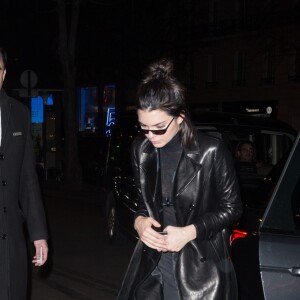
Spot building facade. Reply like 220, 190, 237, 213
171, 0, 300, 130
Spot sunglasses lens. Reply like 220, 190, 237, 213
150, 129, 166, 135
140, 129, 149, 134
153, 130, 165, 135
140, 129, 166, 135
139, 117, 174, 135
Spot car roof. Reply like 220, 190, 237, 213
115, 108, 296, 135
190, 110, 296, 134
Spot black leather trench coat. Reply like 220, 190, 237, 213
0, 90, 48, 300
117, 132, 242, 300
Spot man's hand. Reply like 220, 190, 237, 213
32, 239, 48, 266
134, 216, 168, 251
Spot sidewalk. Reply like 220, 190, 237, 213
31, 276, 76, 300
41, 180, 105, 205
28, 180, 134, 300
41, 180, 104, 195
31, 266, 118, 300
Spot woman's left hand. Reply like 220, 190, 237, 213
163, 225, 197, 252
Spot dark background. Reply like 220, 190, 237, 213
2, 0, 300, 124
1, 0, 182, 91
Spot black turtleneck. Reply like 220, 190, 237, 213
157, 133, 182, 299
159, 133, 182, 226
160, 132, 182, 200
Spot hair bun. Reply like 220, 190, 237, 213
148, 59, 174, 80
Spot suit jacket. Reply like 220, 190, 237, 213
118, 131, 242, 300
0, 89, 48, 300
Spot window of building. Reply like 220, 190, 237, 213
208, 0, 218, 36
261, 47, 276, 85
209, 0, 216, 23
233, 51, 246, 87
185, 56, 194, 87
78, 87, 100, 132
206, 54, 218, 88
235, 0, 247, 21
31, 96, 44, 123
288, 48, 300, 83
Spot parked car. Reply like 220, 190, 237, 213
231, 132, 300, 299
259, 132, 300, 300
231, 149, 292, 299
103, 109, 296, 241
102, 108, 296, 297
103, 110, 140, 243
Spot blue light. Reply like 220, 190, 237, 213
106, 107, 116, 127
105, 107, 116, 136
31, 96, 44, 123
46, 94, 54, 105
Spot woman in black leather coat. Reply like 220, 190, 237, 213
117, 59, 242, 300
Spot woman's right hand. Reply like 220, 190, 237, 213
134, 216, 168, 251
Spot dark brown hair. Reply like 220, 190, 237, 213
137, 59, 195, 146
0, 46, 7, 69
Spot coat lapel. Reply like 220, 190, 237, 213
140, 142, 162, 219
139, 138, 204, 221
173, 148, 202, 198
0, 91, 12, 150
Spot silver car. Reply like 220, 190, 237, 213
259, 132, 300, 299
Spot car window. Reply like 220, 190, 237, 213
196, 127, 295, 208
107, 113, 295, 195
260, 134, 300, 235
198, 128, 294, 167
257, 131, 294, 166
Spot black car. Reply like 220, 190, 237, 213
103, 110, 140, 243
103, 108, 295, 235
104, 109, 296, 300
102, 109, 296, 297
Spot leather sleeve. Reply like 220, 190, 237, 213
131, 137, 149, 220
193, 140, 242, 241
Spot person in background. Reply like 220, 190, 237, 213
0, 46, 48, 300
235, 141, 271, 176
236, 141, 256, 163
117, 59, 242, 300
235, 141, 258, 175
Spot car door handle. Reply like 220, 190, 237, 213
289, 267, 300, 276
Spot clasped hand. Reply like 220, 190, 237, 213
134, 216, 196, 252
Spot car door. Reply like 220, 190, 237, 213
259, 133, 300, 300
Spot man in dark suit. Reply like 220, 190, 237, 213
0, 46, 48, 299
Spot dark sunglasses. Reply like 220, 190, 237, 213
139, 117, 175, 135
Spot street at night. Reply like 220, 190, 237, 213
2, 1, 300, 299
29, 182, 135, 300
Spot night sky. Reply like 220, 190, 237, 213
1, 0, 181, 91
